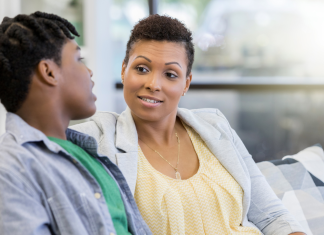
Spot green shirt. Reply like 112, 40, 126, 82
48, 137, 131, 235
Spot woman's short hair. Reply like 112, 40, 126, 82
124, 14, 194, 77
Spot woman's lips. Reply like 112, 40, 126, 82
138, 96, 162, 108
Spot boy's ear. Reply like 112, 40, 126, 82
36, 60, 59, 86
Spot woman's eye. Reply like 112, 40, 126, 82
166, 72, 177, 78
136, 66, 148, 73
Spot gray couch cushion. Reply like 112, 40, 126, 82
257, 145, 324, 235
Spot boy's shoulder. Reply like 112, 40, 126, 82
0, 130, 56, 172
0, 131, 20, 152
0, 132, 34, 174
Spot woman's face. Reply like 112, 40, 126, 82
122, 40, 192, 122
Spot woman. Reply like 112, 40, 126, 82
72, 15, 305, 235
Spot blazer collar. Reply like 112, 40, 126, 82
115, 107, 138, 152
177, 108, 248, 185
115, 107, 249, 202
178, 108, 250, 216
115, 107, 222, 152
177, 108, 221, 142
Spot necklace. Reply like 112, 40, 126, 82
139, 132, 181, 180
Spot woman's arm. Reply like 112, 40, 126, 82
215, 109, 307, 235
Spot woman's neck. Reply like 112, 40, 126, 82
132, 111, 180, 146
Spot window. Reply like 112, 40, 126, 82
21, 0, 84, 46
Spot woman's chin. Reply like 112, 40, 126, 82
131, 109, 164, 122
130, 106, 178, 123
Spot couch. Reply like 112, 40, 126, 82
257, 145, 324, 235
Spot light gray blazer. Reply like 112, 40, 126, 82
71, 107, 305, 235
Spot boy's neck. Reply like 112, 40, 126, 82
16, 104, 70, 140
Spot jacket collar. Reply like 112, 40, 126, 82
115, 107, 222, 153
115, 106, 139, 152
5, 112, 62, 153
178, 108, 250, 203
177, 108, 222, 142
5, 112, 99, 156
115, 107, 249, 200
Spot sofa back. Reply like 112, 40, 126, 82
257, 145, 324, 235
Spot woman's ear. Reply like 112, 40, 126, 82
184, 72, 192, 93
36, 60, 59, 86
121, 61, 127, 84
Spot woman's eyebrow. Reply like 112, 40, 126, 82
135, 55, 151, 62
165, 62, 182, 68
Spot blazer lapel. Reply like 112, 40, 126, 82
177, 108, 250, 199
115, 107, 139, 195
115, 152, 138, 195
114, 107, 250, 199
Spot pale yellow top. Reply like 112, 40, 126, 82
134, 123, 262, 235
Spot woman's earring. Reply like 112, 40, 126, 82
121, 79, 124, 84
182, 92, 186, 96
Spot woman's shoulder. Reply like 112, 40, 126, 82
178, 108, 234, 140
70, 111, 119, 139
179, 108, 230, 126
91, 111, 120, 126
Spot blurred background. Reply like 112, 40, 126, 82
1, 0, 324, 162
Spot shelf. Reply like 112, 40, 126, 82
115, 82, 324, 91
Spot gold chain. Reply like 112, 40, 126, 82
139, 133, 180, 173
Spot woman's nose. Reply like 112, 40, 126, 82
145, 73, 161, 92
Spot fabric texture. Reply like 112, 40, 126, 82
135, 123, 261, 235
48, 137, 131, 235
71, 107, 305, 235
257, 145, 324, 235
0, 112, 152, 235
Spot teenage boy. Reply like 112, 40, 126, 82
0, 12, 151, 235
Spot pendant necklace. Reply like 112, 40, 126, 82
139, 132, 181, 180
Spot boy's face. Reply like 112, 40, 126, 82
58, 39, 97, 120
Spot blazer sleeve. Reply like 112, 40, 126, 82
215, 109, 306, 235
69, 121, 101, 143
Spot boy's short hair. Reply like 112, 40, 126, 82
0, 11, 79, 113
124, 14, 195, 77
